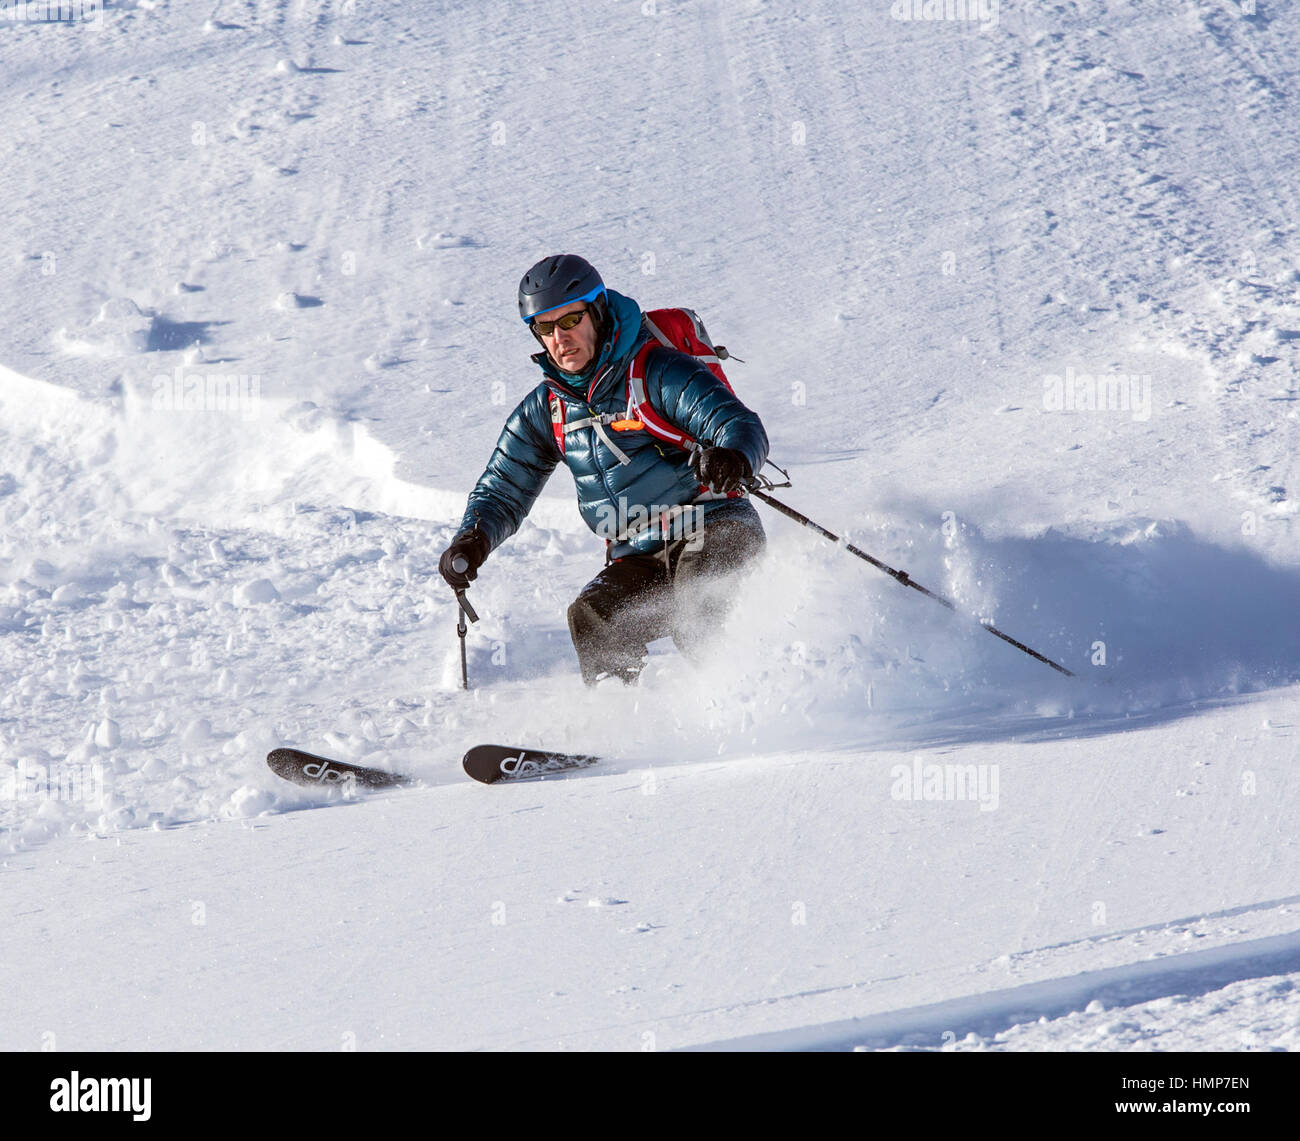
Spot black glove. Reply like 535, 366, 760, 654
693, 447, 752, 494
438, 529, 490, 591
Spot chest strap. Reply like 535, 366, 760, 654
549, 394, 637, 466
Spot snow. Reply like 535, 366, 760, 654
2, 0, 1298, 1054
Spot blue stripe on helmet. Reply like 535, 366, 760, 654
522, 284, 607, 323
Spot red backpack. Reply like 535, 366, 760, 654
546, 307, 738, 478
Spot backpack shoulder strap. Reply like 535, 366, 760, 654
546, 388, 566, 455
625, 311, 746, 500
627, 335, 695, 450
548, 386, 634, 465
626, 308, 737, 449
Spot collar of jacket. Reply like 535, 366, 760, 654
531, 289, 648, 403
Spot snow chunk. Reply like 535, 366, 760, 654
226, 786, 275, 818
160, 563, 191, 589
416, 231, 479, 250
281, 401, 326, 432
140, 757, 169, 780
234, 578, 280, 606
56, 298, 154, 356
181, 719, 213, 749
273, 291, 323, 311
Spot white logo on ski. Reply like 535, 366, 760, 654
494, 751, 595, 780
499, 754, 541, 778
303, 761, 350, 784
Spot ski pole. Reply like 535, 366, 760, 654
450, 556, 480, 690
748, 487, 1075, 678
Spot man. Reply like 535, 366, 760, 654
438, 254, 769, 685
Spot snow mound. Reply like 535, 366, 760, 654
55, 298, 154, 356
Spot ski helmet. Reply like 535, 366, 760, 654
517, 254, 606, 324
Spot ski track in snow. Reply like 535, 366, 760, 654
699, 897, 1300, 1051
2, 0, 1299, 1052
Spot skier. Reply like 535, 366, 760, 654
438, 254, 769, 685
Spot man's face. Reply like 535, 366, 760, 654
533, 300, 599, 374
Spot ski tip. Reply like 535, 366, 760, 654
461, 744, 509, 784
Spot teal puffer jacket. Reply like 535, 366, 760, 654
457, 289, 769, 560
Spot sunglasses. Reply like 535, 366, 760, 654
532, 307, 590, 337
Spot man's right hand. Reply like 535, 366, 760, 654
438, 529, 490, 591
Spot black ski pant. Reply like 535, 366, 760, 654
566, 500, 766, 686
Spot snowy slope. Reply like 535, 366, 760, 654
2, 0, 1299, 1052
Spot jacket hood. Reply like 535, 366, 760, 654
531, 288, 644, 400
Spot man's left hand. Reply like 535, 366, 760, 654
693, 447, 752, 494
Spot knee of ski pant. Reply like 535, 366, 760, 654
681, 513, 766, 577
569, 558, 668, 623
568, 585, 626, 633
568, 588, 668, 649
567, 594, 601, 639
567, 602, 648, 687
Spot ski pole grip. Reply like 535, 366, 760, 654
451, 555, 469, 574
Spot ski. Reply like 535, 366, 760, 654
462, 744, 601, 784
266, 748, 414, 792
